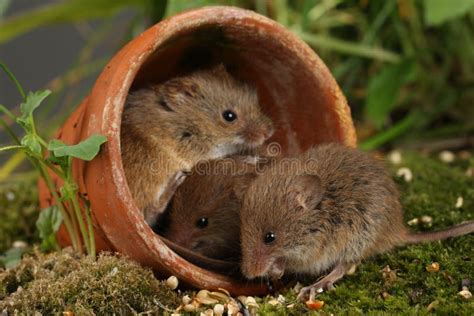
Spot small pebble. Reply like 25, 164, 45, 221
165, 276, 179, 290
455, 196, 463, 209
387, 150, 402, 164
213, 303, 225, 316
439, 151, 455, 163
426, 262, 440, 273
396, 167, 413, 182
407, 218, 419, 226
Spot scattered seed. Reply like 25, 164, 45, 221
237, 296, 247, 303
171, 313, 182, 316
227, 300, 240, 315
420, 215, 433, 226
12, 240, 28, 248
276, 295, 286, 304
209, 291, 229, 302
200, 309, 214, 316
183, 304, 196, 312
213, 303, 225, 316
458, 150, 471, 160
165, 276, 179, 290
182, 295, 192, 305
293, 282, 303, 293
62, 312, 74, 316
426, 262, 440, 273
381, 265, 397, 283
387, 150, 402, 164
466, 167, 473, 177
5, 191, 15, 201
396, 167, 413, 182
426, 300, 439, 312
455, 196, 463, 208
267, 299, 280, 306
217, 288, 230, 296
439, 151, 455, 163
286, 303, 295, 309
196, 297, 219, 305
458, 289, 472, 300
197, 289, 211, 299
305, 299, 324, 310
346, 264, 357, 275
407, 218, 419, 226
245, 296, 258, 307
382, 291, 391, 299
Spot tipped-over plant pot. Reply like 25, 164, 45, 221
38, 6, 356, 295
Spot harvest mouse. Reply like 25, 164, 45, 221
239, 143, 474, 301
162, 157, 258, 260
121, 64, 274, 225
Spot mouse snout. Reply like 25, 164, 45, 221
241, 246, 274, 279
240, 122, 274, 146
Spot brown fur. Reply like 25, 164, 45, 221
163, 158, 257, 260
239, 143, 474, 293
121, 65, 274, 224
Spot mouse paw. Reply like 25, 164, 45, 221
297, 281, 333, 302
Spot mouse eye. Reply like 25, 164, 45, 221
264, 232, 276, 244
196, 217, 208, 228
222, 110, 237, 122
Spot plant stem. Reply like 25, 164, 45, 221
84, 202, 96, 257
0, 62, 26, 99
66, 156, 91, 255
36, 160, 81, 252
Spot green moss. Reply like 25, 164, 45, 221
0, 179, 40, 253
0, 248, 180, 314
0, 152, 472, 314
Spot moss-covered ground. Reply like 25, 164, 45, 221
0, 151, 473, 315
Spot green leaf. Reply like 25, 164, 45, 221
36, 206, 62, 251
0, 247, 26, 269
365, 60, 416, 129
0, 0, 11, 18
21, 134, 42, 155
424, 0, 474, 26
48, 134, 107, 161
19, 90, 51, 120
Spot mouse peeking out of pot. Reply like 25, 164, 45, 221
120, 64, 274, 227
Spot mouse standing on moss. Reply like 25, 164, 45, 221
162, 157, 257, 260
239, 143, 474, 301
121, 65, 274, 225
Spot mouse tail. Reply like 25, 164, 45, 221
403, 220, 474, 245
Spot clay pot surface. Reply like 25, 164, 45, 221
38, 6, 356, 295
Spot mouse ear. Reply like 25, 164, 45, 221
290, 174, 323, 211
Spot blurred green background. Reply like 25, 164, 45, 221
1, 0, 473, 181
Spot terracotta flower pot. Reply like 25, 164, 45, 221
38, 6, 356, 295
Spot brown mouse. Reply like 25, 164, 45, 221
239, 143, 474, 301
162, 157, 258, 260
121, 65, 274, 225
